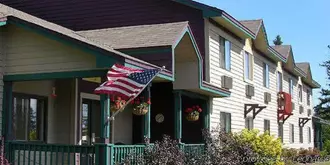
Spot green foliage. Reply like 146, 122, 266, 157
29, 130, 37, 141
235, 129, 283, 165
273, 35, 283, 45
323, 139, 330, 154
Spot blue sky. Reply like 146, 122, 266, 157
196, 0, 330, 104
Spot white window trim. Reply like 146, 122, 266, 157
276, 71, 283, 92
243, 51, 254, 84
298, 84, 303, 105
263, 62, 270, 89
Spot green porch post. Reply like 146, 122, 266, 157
174, 91, 182, 142
2, 82, 12, 139
143, 85, 151, 141
99, 94, 111, 165
203, 99, 210, 130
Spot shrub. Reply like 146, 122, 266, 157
187, 127, 258, 165
235, 129, 283, 165
282, 148, 298, 165
136, 135, 185, 165
323, 139, 330, 154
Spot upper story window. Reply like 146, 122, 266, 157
219, 36, 231, 71
307, 89, 311, 105
277, 71, 283, 92
298, 84, 303, 103
289, 78, 294, 96
263, 63, 269, 88
244, 51, 253, 81
220, 112, 231, 133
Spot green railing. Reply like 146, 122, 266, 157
111, 145, 145, 165
182, 144, 205, 156
6, 141, 100, 165
5, 141, 205, 165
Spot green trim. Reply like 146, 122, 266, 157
4, 70, 107, 81
100, 95, 106, 139
180, 90, 208, 100
124, 63, 174, 81
143, 85, 151, 139
0, 21, 6, 27
120, 47, 172, 55
174, 91, 182, 140
221, 16, 255, 39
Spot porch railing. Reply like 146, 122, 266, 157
6, 141, 100, 165
5, 141, 205, 165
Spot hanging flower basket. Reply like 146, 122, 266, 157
110, 97, 126, 112
185, 105, 202, 122
132, 97, 151, 116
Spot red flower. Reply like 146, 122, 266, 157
185, 108, 193, 113
117, 96, 122, 101
192, 106, 196, 109
196, 105, 200, 109
198, 108, 202, 112
147, 99, 151, 105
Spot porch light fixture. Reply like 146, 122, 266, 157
51, 87, 57, 98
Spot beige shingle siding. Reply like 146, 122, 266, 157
4, 24, 96, 75
208, 21, 313, 149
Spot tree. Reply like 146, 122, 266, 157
273, 35, 283, 45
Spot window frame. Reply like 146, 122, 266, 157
263, 63, 269, 88
264, 119, 270, 134
298, 84, 303, 103
277, 71, 283, 92
244, 51, 253, 82
308, 127, 311, 143
245, 117, 254, 130
278, 123, 284, 143
12, 92, 47, 142
307, 89, 311, 106
219, 36, 231, 71
289, 124, 295, 143
220, 112, 231, 133
289, 78, 294, 96
299, 126, 303, 143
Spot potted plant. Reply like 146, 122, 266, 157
110, 96, 126, 112
185, 105, 202, 121
132, 97, 151, 115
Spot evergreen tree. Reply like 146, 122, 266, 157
273, 35, 283, 45
315, 54, 330, 118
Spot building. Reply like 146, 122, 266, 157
0, 0, 326, 164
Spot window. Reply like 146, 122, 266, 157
245, 117, 254, 130
264, 119, 270, 134
219, 36, 231, 70
263, 63, 269, 88
278, 123, 283, 142
220, 112, 231, 133
277, 71, 283, 92
299, 126, 303, 143
289, 78, 294, 96
307, 89, 311, 105
289, 124, 295, 143
308, 127, 311, 143
298, 85, 302, 103
244, 51, 253, 81
12, 93, 46, 141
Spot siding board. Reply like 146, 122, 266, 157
4, 24, 96, 75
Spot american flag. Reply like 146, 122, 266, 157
94, 64, 161, 100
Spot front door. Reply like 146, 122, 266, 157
81, 98, 101, 145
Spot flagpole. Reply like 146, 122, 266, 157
107, 66, 165, 122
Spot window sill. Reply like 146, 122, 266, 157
244, 78, 253, 85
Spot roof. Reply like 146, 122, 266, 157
77, 22, 189, 49
0, 4, 165, 70
239, 20, 262, 35
271, 45, 291, 59
296, 62, 310, 74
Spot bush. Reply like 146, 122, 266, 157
136, 135, 185, 165
189, 128, 257, 165
235, 129, 283, 165
282, 148, 298, 165
323, 139, 330, 154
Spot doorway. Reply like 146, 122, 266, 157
80, 93, 101, 146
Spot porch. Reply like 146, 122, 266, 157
3, 77, 209, 165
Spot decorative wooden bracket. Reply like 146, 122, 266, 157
299, 118, 311, 127
244, 104, 267, 119
278, 110, 293, 124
